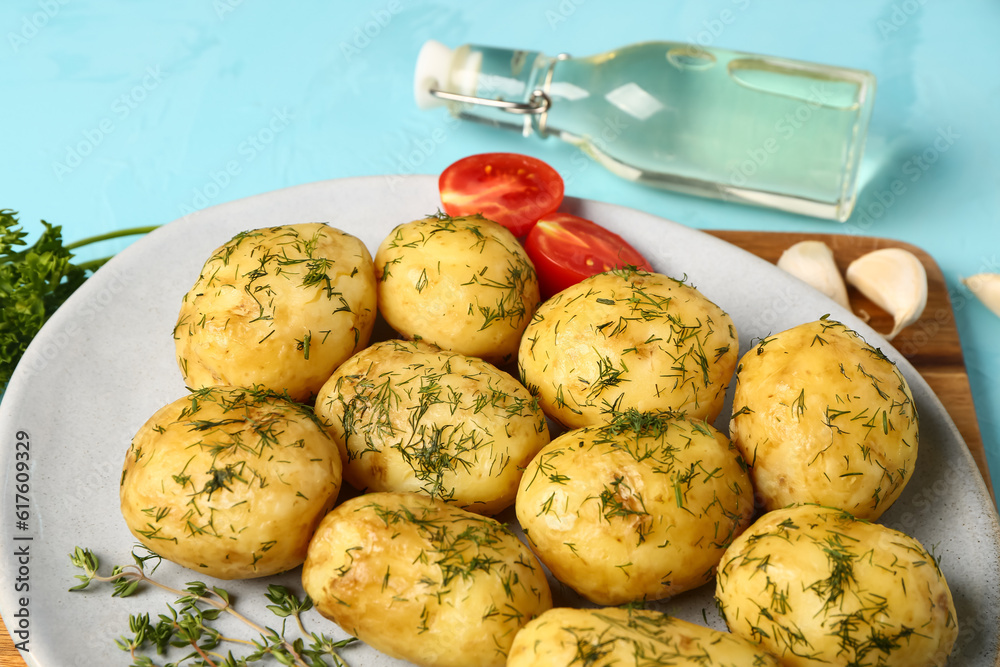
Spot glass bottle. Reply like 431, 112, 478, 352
414, 40, 876, 222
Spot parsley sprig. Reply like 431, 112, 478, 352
0, 209, 157, 386
70, 546, 355, 667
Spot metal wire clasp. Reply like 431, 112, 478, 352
427, 88, 551, 115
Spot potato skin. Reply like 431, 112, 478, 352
374, 214, 540, 365
516, 411, 754, 605
716, 504, 958, 667
174, 223, 377, 402
507, 607, 779, 667
729, 318, 918, 520
314, 339, 549, 515
120, 386, 342, 579
518, 269, 738, 428
301, 492, 552, 667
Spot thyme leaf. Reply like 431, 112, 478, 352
69, 545, 356, 666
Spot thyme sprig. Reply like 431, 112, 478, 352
69, 546, 355, 667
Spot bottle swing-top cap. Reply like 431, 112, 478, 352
413, 40, 550, 114
413, 40, 456, 110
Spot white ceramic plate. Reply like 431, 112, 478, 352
1, 175, 998, 666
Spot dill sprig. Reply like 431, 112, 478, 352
716, 505, 952, 665
69, 546, 355, 667
173, 224, 363, 363
379, 214, 538, 337
524, 270, 733, 422
325, 340, 544, 504
360, 498, 540, 597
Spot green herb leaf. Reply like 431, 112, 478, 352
0, 210, 156, 387
68, 545, 355, 666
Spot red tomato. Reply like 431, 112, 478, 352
438, 153, 564, 237
524, 213, 654, 299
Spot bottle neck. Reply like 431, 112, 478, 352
440, 45, 556, 136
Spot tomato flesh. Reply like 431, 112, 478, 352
439, 153, 564, 237
524, 213, 654, 299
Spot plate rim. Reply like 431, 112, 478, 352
1, 174, 997, 666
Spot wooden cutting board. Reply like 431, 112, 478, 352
0, 231, 991, 666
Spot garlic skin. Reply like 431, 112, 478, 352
845, 248, 927, 340
776, 241, 850, 309
962, 273, 1000, 318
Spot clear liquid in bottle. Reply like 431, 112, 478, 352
415, 41, 876, 222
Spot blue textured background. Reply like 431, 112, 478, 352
3, 0, 998, 498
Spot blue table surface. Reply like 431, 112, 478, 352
3, 1, 998, 501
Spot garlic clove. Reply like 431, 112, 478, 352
962, 273, 1000, 318
845, 248, 927, 341
776, 241, 851, 310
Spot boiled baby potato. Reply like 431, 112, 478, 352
302, 491, 552, 667
717, 504, 957, 667
314, 339, 549, 515
507, 606, 779, 667
729, 317, 918, 520
373, 214, 540, 365
518, 269, 738, 428
120, 386, 342, 579
516, 410, 754, 605
174, 223, 377, 402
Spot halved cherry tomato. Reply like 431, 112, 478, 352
438, 153, 564, 237
524, 212, 654, 299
